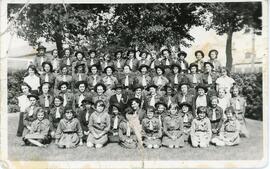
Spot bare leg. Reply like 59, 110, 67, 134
28, 139, 45, 147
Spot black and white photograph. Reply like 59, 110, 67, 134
0, 0, 267, 168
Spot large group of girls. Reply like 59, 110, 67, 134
15, 45, 249, 149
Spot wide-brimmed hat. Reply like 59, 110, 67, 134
195, 83, 208, 93
75, 51, 85, 58
37, 45, 46, 51
138, 64, 150, 72
160, 48, 171, 55
189, 63, 199, 70
113, 83, 123, 90
177, 51, 187, 58
146, 84, 158, 91
110, 103, 121, 111
204, 62, 214, 69
171, 64, 181, 71
75, 80, 88, 89
74, 62, 86, 70
155, 65, 165, 74
42, 61, 53, 71
128, 97, 141, 106
27, 94, 39, 100
103, 66, 115, 73
58, 81, 69, 90
195, 50, 205, 58
179, 82, 190, 89
94, 83, 107, 93
179, 102, 192, 110
132, 84, 144, 91
155, 102, 167, 109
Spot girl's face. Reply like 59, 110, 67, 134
129, 52, 135, 59
131, 101, 139, 110
205, 64, 212, 72
53, 50, 58, 57
106, 68, 113, 75
170, 107, 177, 115
147, 110, 154, 119
65, 111, 73, 120
141, 67, 147, 74
96, 102, 105, 113
218, 90, 225, 98
54, 98, 62, 107
28, 68, 35, 75
166, 88, 172, 95
191, 67, 197, 73
91, 66, 98, 74
163, 51, 169, 58
141, 53, 147, 59
226, 112, 233, 120
135, 88, 142, 95
21, 85, 30, 94
85, 103, 91, 109
77, 53, 83, 60
157, 105, 165, 112
104, 54, 110, 61
29, 97, 37, 106
196, 53, 203, 60
79, 84, 86, 93
42, 85, 49, 94
116, 88, 122, 95
211, 99, 218, 107
198, 112, 206, 119
182, 105, 189, 113
156, 68, 163, 75
112, 106, 119, 115
179, 55, 185, 60
149, 87, 156, 95
62, 67, 68, 74
221, 69, 227, 76
123, 66, 130, 73
97, 86, 104, 95
37, 112, 45, 121
116, 52, 122, 59
181, 85, 188, 93
173, 67, 179, 74
210, 52, 217, 59
233, 88, 239, 96
77, 66, 83, 72
44, 64, 51, 72
61, 85, 67, 92
198, 88, 205, 96
90, 52, 95, 58
65, 50, 70, 56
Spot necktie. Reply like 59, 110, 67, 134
66, 58, 70, 66
55, 107, 61, 119
29, 106, 34, 116
85, 111, 89, 122
168, 96, 172, 106
104, 62, 108, 68
183, 114, 188, 123
117, 60, 121, 68
53, 59, 58, 70
44, 95, 50, 107
63, 94, 67, 106
150, 96, 155, 107
192, 74, 197, 83
182, 95, 186, 103
149, 120, 153, 130
165, 59, 170, 65
113, 116, 118, 129
212, 108, 217, 121
181, 61, 186, 69
78, 94, 84, 107
158, 115, 162, 127
174, 74, 178, 84
78, 74, 82, 81
150, 61, 155, 69
45, 73, 49, 82
125, 75, 129, 86
63, 75, 67, 82
208, 74, 212, 84
235, 98, 241, 110
142, 60, 145, 64
126, 122, 131, 136
142, 75, 147, 87
117, 94, 121, 103
90, 59, 94, 66
129, 59, 133, 69
93, 76, 97, 86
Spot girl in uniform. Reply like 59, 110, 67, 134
113, 51, 126, 72
211, 106, 240, 146
125, 49, 138, 72
207, 49, 222, 72
51, 49, 61, 73
194, 84, 210, 113
55, 108, 83, 148
57, 82, 74, 108
108, 103, 124, 143
190, 106, 212, 148
54, 65, 73, 93
23, 109, 50, 147
92, 83, 109, 109
192, 50, 205, 73
179, 102, 194, 142
87, 64, 103, 92
177, 51, 189, 73
61, 48, 73, 74
138, 51, 151, 67
99, 53, 113, 72
207, 96, 223, 136
40, 61, 55, 88
72, 63, 88, 84
72, 51, 88, 75
187, 63, 202, 95
142, 106, 162, 149
152, 66, 169, 92
38, 82, 54, 114
162, 103, 185, 148
216, 67, 235, 97
135, 65, 152, 89
73, 81, 90, 110
87, 100, 111, 148
87, 50, 100, 68
49, 96, 64, 140
102, 66, 118, 96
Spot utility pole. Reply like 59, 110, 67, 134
251, 28, 256, 72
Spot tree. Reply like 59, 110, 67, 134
201, 2, 262, 71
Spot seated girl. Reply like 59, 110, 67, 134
162, 103, 185, 148
23, 109, 50, 147
142, 106, 162, 149
87, 100, 111, 148
211, 106, 240, 146
55, 108, 83, 148
179, 102, 194, 142
190, 106, 212, 148
108, 103, 124, 143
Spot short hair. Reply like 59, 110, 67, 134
168, 103, 179, 110
95, 100, 105, 108
197, 106, 207, 114
195, 50, 204, 57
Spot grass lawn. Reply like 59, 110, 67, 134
8, 113, 263, 161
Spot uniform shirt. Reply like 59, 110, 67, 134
55, 118, 83, 139
208, 59, 222, 72
125, 58, 139, 71
30, 118, 50, 135
163, 113, 183, 137
39, 94, 54, 108
152, 75, 169, 89
87, 74, 103, 88
17, 94, 31, 112
49, 106, 65, 130
40, 72, 55, 85
102, 75, 118, 90
190, 117, 212, 134
24, 75, 40, 91
88, 111, 111, 135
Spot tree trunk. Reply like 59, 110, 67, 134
226, 30, 233, 71
54, 33, 63, 58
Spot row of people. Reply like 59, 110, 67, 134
22, 93, 241, 149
